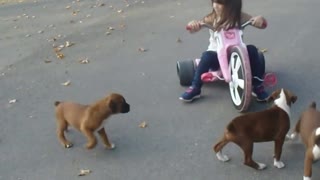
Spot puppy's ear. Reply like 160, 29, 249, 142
291, 96, 297, 104
109, 100, 117, 113
266, 89, 280, 103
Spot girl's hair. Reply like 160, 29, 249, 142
211, 0, 242, 30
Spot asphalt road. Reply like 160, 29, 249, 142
1, 0, 320, 180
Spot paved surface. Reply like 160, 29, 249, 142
1, 0, 320, 179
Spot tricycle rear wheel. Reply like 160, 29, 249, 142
176, 60, 195, 86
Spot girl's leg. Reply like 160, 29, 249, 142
179, 51, 219, 102
247, 45, 268, 101
192, 51, 220, 88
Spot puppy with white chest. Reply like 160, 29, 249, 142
54, 93, 130, 149
213, 89, 297, 170
287, 102, 320, 180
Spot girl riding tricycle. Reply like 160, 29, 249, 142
176, 0, 276, 112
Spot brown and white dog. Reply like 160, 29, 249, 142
287, 102, 320, 180
54, 93, 130, 149
213, 89, 297, 170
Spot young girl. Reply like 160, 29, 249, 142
180, 0, 268, 102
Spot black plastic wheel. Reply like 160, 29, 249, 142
176, 60, 195, 86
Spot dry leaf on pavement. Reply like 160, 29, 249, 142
139, 121, 147, 128
79, 58, 89, 64
61, 80, 71, 86
56, 52, 65, 59
65, 41, 74, 47
78, 169, 91, 176
9, 99, 17, 104
44, 59, 52, 63
138, 47, 147, 52
260, 48, 268, 53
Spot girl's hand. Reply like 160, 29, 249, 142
250, 16, 267, 29
186, 20, 202, 33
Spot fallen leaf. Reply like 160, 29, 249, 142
78, 169, 91, 176
61, 80, 71, 86
260, 48, 268, 53
65, 41, 74, 47
139, 121, 147, 128
54, 45, 64, 52
56, 52, 65, 59
138, 47, 147, 52
44, 59, 52, 63
79, 58, 89, 64
98, 3, 105, 7
9, 99, 17, 104
119, 23, 126, 29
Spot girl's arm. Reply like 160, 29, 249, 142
241, 12, 267, 29
202, 12, 215, 24
186, 12, 215, 33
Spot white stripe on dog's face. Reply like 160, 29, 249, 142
274, 89, 290, 116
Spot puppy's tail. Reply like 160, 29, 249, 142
54, 101, 61, 106
310, 101, 316, 109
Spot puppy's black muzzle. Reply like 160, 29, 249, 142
121, 103, 130, 113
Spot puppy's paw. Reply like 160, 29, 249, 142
285, 132, 297, 141
274, 159, 285, 169
64, 142, 73, 148
303, 176, 311, 180
85, 143, 96, 149
216, 151, 230, 162
257, 162, 267, 170
106, 143, 116, 150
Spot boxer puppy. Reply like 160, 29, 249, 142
213, 89, 297, 170
54, 93, 130, 149
287, 102, 320, 180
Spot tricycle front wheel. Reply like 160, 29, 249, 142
228, 46, 252, 112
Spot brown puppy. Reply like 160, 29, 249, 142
287, 102, 320, 180
213, 89, 297, 170
54, 93, 130, 149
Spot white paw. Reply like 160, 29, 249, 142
106, 143, 116, 150
65, 143, 73, 148
303, 176, 311, 180
110, 143, 116, 149
257, 162, 267, 170
286, 132, 297, 141
216, 151, 230, 162
274, 159, 285, 169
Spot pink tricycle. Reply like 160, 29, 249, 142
176, 21, 276, 112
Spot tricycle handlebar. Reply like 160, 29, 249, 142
186, 20, 253, 31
